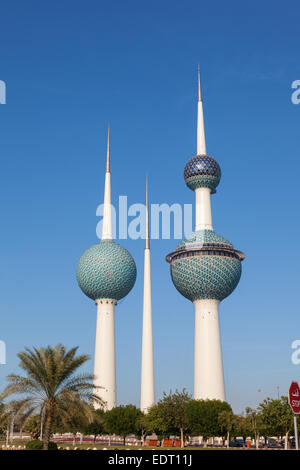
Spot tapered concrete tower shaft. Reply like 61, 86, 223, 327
194, 299, 225, 400
94, 299, 117, 409
102, 126, 112, 241
197, 67, 206, 156
140, 178, 155, 413
195, 188, 213, 230
195, 68, 213, 231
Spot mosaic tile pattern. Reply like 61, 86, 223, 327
76, 240, 137, 301
168, 230, 242, 301
170, 255, 242, 302
184, 154, 221, 192
175, 230, 232, 251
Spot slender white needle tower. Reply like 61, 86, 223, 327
166, 68, 245, 401
76, 128, 137, 410
195, 68, 213, 231
102, 126, 113, 240
140, 177, 155, 413
197, 67, 206, 156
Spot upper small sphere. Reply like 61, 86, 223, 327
184, 154, 221, 193
76, 240, 137, 301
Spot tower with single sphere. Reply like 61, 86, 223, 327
166, 69, 245, 401
76, 129, 137, 409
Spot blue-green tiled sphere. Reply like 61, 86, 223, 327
184, 155, 221, 193
168, 230, 242, 302
76, 240, 137, 301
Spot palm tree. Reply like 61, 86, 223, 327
0, 344, 103, 450
1, 400, 22, 444
0, 402, 8, 441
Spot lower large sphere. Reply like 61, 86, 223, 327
170, 255, 241, 302
76, 240, 137, 301
169, 230, 242, 302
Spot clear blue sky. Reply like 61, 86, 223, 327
0, 0, 300, 414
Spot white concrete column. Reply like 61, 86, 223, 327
195, 187, 213, 231
102, 171, 112, 240
102, 128, 113, 240
193, 299, 225, 401
197, 68, 206, 155
94, 299, 116, 410
197, 99, 206, 155
140, 247, 155, 413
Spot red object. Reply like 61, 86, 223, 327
145, 439, 158, 447
247, 440, 251, 448
289, 382, 300, 414
162, 439, 181, 447
163, 439, 173, 447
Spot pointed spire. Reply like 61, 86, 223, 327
102, 126, 112, 240
106, 125, 110, 173
198, 65, 202, 102
197, 66, 206, 155
145, 175, 150, 249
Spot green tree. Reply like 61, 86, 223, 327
185, 399, 232, 447
258, 397, 293, 449
245, 407, 263, 449
52, 402, 95, 445
144, 403, 169, 441
146, 390, 191, 447
25, 415, 41, 440
218, 409, 236, 447
0, 400, 26, 444
0, 402, 8, 439
233, 414, 251, 447
135, 412, 149, 446
0, 344, 103, 450
104, 405, 143, 445
82, 409, 106, 443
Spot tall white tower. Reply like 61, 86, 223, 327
140, 178, 155, 413
166, 69, 245, 401
76, 128, 137, 410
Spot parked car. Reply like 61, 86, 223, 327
229, 439, 244, 448
267, 438, 281, 448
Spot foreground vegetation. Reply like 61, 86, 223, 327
0, 344, 298, 450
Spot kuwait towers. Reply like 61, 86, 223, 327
140, 178, 155, 413
76, 129, 137, 409
166, 70, 245, 401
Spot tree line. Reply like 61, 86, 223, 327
0, 345, 298, 450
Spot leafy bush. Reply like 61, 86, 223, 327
45, 441, 58, 450
26, 439, 58, 450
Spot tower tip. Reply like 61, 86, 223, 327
102, 126, 113, 240
196, 67, 206, 154
198, 66, 202, 102
145, 175, 150, 249
106, 125, 110, 173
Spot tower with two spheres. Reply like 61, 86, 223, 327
166, 70, 245, 400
